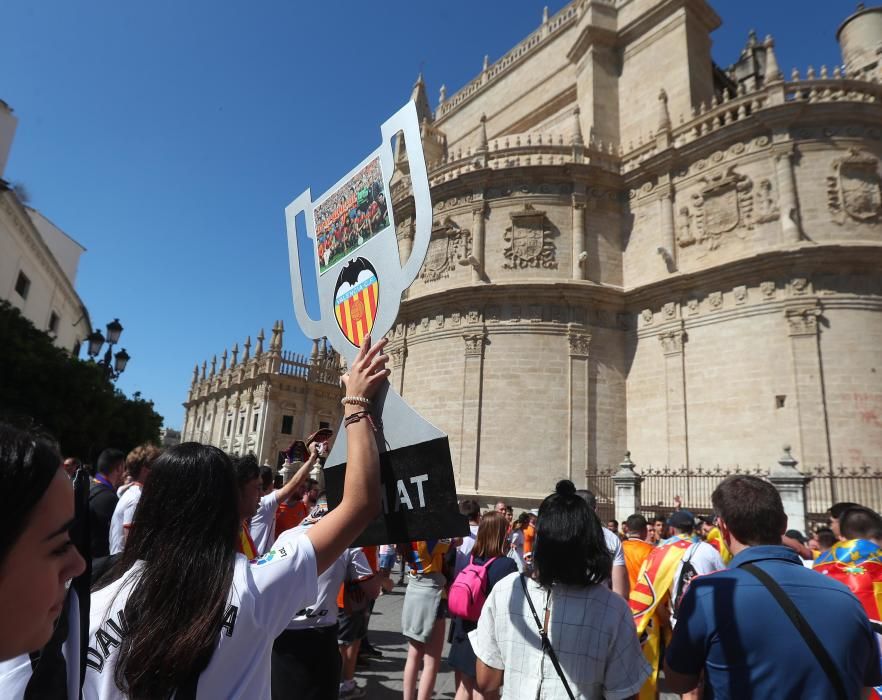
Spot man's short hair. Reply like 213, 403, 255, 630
125, 444, 161, 480
259, 465, 274, 492
829, 502, 860, 519
233, 454, 260, 488
625, 514, 648, 533
840, 507, 882, 541
712, 475, 786, 545
816, 527, 837, 549
96, 448, 125, 475
575, 489, 597, 511
459, 499, 481, 522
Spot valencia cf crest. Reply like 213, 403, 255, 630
334, 257, 379, 346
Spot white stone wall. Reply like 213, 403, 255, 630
0, 190, 90, 353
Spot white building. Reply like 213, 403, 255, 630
0, 98, 91, 353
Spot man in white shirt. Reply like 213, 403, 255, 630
271, 498, 380, 700
576, 489, 629, 598
108, 444, 161, 555
251, 449, 319, 556
663, 510, 726, 623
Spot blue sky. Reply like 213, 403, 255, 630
1, 1, 851, 428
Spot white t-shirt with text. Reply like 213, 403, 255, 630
83, 529, 317, 699
287, 547, 372, 631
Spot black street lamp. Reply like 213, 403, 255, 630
86, 318, 131, 381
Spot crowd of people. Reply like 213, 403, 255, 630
314, 158, 390, 272
1, 335, 881, 699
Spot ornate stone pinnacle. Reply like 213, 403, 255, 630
764, 35, 782, 82
617, 451, 637, 474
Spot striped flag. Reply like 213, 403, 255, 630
334, 271, 379, 347
629, 539, 692, 700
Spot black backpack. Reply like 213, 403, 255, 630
671, 543, 698, 620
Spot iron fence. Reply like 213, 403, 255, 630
585, 468, 617, 523
586, 464, 770, 523
804, 465, 882, 531
587, 462, 882, 535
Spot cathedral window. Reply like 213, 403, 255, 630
15, 271, 30, 299
281, 415, 294, 434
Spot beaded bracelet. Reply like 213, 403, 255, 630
344, 410, 382, 432
341, 395, 372, 407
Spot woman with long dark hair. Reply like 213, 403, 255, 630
473, 480, 650, 700
84, 336, 389, 699
0, 423, 86, 663
448, 511, 517, 700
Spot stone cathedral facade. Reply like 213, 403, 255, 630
385, 1, 882, 503
181, 323, 343, 467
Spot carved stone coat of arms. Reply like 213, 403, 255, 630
827, 148, 882, 224
503, 204, 557, 269
420, 217, 472, 282
687, 167, 754, 251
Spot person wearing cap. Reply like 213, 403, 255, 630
664, 510, 725, 611
629, 509, 724, 698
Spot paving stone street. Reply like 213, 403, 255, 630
354, 578, 456, 698
351, 577, 678, 699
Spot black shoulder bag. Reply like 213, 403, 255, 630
518, 574, 575, 700
741, 563, 847, 700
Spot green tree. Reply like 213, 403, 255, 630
0, 300, 163, 461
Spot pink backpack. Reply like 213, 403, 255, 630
448, 556, 498, 621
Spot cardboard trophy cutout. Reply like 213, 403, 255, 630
284, 101, 467, 545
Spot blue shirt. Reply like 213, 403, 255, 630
666, 545, 881, 699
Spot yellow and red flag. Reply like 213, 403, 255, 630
629, 539, 693, 700
705, 526, 733, 564
237, 521, 257, 560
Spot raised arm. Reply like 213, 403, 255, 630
275, 450, 318, 505
306, 336, 388, 574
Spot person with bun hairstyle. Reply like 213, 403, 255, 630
83, 336, 389, 699
474, 480, 649, 700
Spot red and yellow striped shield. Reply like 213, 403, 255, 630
334, 260, 379, 347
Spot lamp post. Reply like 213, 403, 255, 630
85, 318, 131, 381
